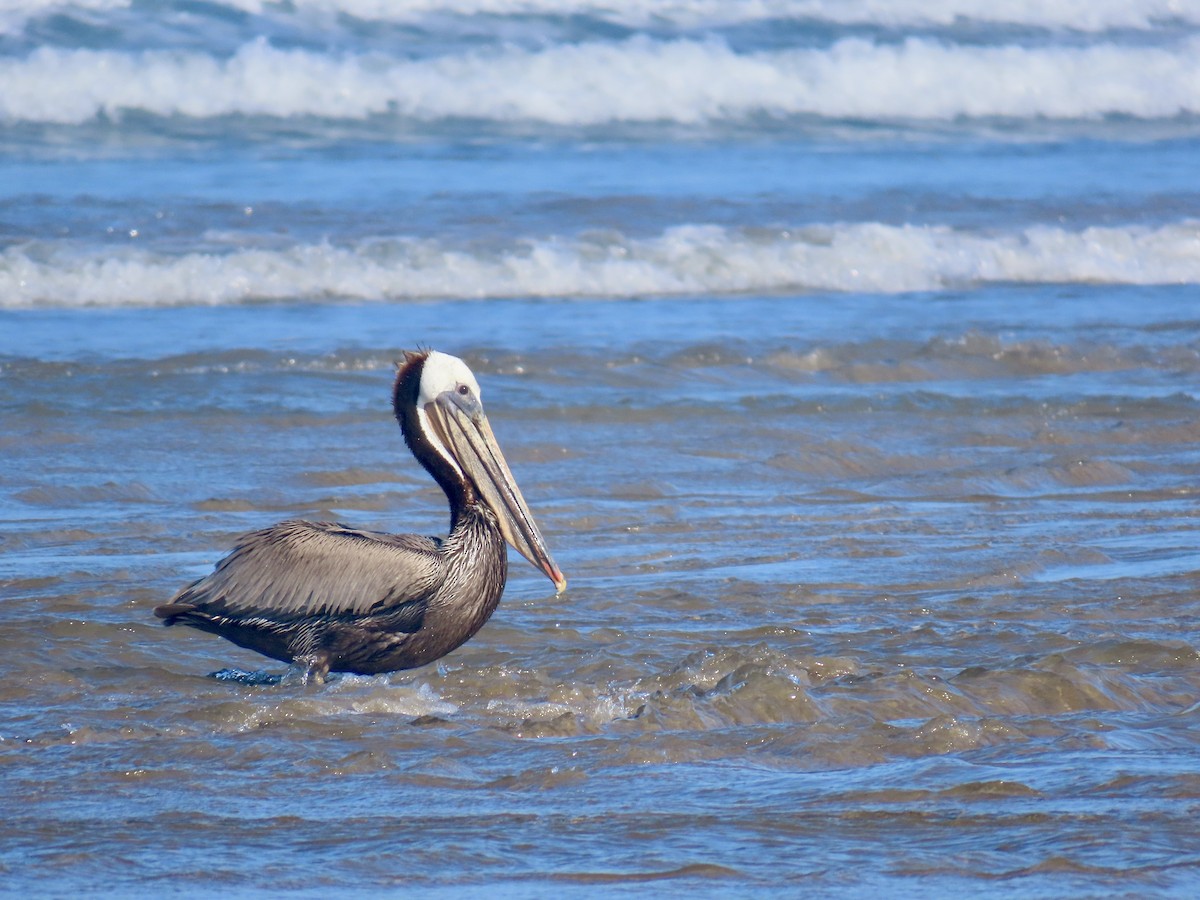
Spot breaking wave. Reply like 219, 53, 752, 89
4, 221, 1197, 307
3, 36, 1200, 126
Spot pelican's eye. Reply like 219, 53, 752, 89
457, 384, 470, 396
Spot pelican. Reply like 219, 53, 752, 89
155, 349, 566, 683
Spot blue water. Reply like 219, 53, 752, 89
2, 1, 1199, 895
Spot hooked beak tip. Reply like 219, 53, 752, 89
551, 570, 567, 595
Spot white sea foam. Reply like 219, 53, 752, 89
4, 0, 1199, 33
3, 36, 1199, 125
3, 222, 1197, 308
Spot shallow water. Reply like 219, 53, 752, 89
3, 0, 1200, 895
4, 292, 1199, 894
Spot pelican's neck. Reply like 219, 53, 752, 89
393, 353, 475, 532
444, 502, 507, 583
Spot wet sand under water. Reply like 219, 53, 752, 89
1, 290, 1199, 895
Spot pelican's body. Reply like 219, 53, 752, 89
155, 350, 565, 682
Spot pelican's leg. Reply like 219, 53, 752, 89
285, 653, 332, 686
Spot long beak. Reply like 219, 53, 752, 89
426, 392, 567, 594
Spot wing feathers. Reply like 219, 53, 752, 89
168, 521, 446, 621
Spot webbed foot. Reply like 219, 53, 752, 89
208, 668, 283, 685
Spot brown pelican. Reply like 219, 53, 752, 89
154, 349, 566, 683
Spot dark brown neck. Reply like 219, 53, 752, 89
393, 351, 473, 531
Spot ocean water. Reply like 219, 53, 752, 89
2, 0, 1199, 895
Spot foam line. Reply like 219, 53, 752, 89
3, 36, 1199, 125
4, 221, 1197, 307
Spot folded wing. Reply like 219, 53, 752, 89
157, 520, 446, 625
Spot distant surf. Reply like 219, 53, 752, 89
3, 36, 1199, 126
5, 221, 1198, 307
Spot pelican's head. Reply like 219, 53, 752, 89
395, 350, 566, 594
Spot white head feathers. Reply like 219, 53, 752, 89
418, 350, 482, 408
